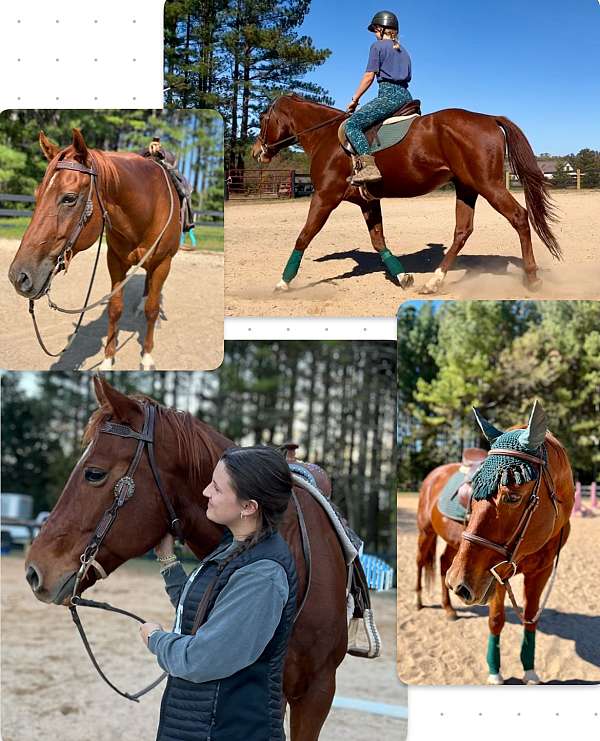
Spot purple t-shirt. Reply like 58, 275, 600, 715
366, 39, 411, 84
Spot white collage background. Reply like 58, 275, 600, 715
0, 1, 597, 739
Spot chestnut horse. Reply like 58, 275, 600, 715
252, 94, 560, 294
8, 130, 181, 370
417, 402, 573, 684
24, 377, 347, 740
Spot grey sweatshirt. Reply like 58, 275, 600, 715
147, 540, 289, 684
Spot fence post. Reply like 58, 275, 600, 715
573, 481, 582, 516
290, 170, 296, 199
591, 481, 598, 509
576, 169, 581, 190
505, 170, 510, 190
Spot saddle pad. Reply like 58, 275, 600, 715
370, 114, 419, 154
291, 473, 359, 565
437, 470, 470, 522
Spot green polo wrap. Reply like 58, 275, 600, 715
487, 633, 501, 675
520, 628, 536, 671
282, 249, 304, 283
380, 248, 405, 277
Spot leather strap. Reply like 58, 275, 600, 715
488, 449, 545, 466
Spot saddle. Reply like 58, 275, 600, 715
139, 145, 195, 233
281, 443, 380, 659
437, 447, 488, 523
338, 99, 422, 156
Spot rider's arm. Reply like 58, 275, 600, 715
350, 72, 376, 106
160, 561, 189, 608
148, 560, 289, 683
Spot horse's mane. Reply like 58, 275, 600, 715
83, 396, 233, 489
277, 93, 344, 116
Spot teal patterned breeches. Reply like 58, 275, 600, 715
345, 82, 413, 155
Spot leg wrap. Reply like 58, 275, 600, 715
380, 247, 405, 277
282, 249, 304, 283
486, 633, 501, 675
520, 628, 536, 671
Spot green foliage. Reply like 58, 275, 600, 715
164, 0, 332, 167
397, 302, 599, 489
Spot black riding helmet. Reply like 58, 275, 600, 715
368, 10, 399, 32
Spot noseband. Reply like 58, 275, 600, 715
69, 403, 183, 702
461, 447, 563, 624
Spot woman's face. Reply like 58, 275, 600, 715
203, 460, 248, 527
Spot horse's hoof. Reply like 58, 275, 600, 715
445, 611, 458, 622
526, 276, 543, 292
140, 353, 156, 371
399, 273, 414, 289
99, 357, 115, 371
415, 592, 423, 610
487, 673, 504, 685
275, 279, 290, 292
522, 670, 541, 685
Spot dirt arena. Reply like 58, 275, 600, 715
0, 240, 223, 371
1, 553, 406, 741
396, 494, 600, 685
225, 190, 600, 316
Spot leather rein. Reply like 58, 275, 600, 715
69, 402, 183, 702
461, 447, 563, 625
29, 156, 175, 358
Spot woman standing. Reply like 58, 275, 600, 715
139, 446, 298, 741
345, 11, 413, 184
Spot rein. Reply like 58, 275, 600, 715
462, 447, 563, 625
28, 157, 175, 358
257, 99, 347, 155
69, 403, 183, 702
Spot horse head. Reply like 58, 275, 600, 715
8, 129, 105, 299
446, 401, 567, 605
24, 376, 225, 606
252, 96, 299, 164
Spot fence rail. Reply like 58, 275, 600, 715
226, 169, 313, 200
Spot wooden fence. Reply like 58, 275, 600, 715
226, 169, 313, 200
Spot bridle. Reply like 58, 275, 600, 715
461, 447, 563, 625
255, 98, 347, 159
68, 402, 183, 701
28, 155, 175, 358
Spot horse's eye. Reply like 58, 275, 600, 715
61, 193, 78, 205
84, 468, 108, 485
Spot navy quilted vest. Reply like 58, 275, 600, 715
156, 532, 297, 741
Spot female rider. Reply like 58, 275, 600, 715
139, 446, 297, 741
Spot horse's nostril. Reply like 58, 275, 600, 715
17, 271, 32, 291
455, 583, 473, 602
26, 564, 41, 592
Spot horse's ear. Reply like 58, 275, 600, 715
93, 375, 106, 406
71, 128, 90, 165
95, 376, 142, 425
39, 131, 59, 161
472, 407, 503, 443
518, 400, 547, 451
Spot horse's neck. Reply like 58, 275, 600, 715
288, 102, 343, 156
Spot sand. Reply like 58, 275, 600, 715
0, 553, 406, 740
0, 241, 224, 371
225, 190, 600, 316
396, 494, 600, 685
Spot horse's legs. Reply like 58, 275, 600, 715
99, 250, 128, 370
486, 582, 507, 684
360, 200, 413, 288
289, 672, 336, 741
439, 544, 458, 620
421, 183, 477, 294
480, 183, 540, 288
276, 191, 340, 291
141, 257, 172, 370
520, 562, 554, 685
415, 529, 436, 610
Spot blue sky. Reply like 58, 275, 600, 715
299, 0, 600, 154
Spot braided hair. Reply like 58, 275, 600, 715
192, 446, 293, 633
374, 24, 401, 50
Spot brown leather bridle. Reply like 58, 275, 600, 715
461, 447, 563, 624
68, 402, 183, 701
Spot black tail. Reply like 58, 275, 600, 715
496, 116, 562, 259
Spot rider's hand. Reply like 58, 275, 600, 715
140, 622, 163, 647
346, 99, 358, 113
154, 533, 175, 559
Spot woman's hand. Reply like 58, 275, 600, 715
140, 621, 163, 647
346, 99, 359, 113
154, 532, 175, 559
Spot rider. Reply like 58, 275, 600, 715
345, 10, 413, 184
140, 446, 297, 741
